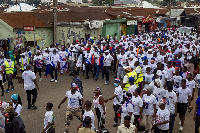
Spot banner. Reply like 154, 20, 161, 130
127, 20, 137, 25
142, 17, 153, 23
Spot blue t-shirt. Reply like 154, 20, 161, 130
195, 97, 200, 116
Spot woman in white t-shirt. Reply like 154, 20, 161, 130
118, 92, 134, 125
141, 87, 157, 133
11, 94, 26, 133
93, 87, 106, 130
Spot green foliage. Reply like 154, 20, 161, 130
82, 0, 88, 3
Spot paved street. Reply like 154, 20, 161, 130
0, 71, 196, 133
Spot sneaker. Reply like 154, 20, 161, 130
179, 121, 181, 125
55, 80, 57, 83
11, 87, 15, 91
5, 89, 9, 93
32, 105, 37, 109
50, 79, 55, 82
179, 126, 183, 131
113, 123, 118, 127
44, 76, 47, 78
39, 78, 43, 82
105, 81, 108, 85
27, 106, 31, 109
1, 93, 4, 96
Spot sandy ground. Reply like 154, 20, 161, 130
0, 71, 197, 133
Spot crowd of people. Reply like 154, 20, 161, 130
1, 27, 200, 133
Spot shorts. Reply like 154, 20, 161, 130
177, 102, 188, 115
66, 106, 82, 120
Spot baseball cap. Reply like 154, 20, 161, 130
123, 66, 131, 71
115, 78, 120, 82
159, 98, 166, 105
11, 94, 18, 101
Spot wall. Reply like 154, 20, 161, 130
102, 23, 121, 40
12, 27, 53, 51
126, 25, 137, 35
57, 25, 85, 44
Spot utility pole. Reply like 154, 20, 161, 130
53, 0, 57, 45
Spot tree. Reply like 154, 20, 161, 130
82, 0, 88, 3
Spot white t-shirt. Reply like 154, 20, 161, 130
59, 51, 68, 62
195, 74, 200, 88
33, 55, 43, 69
50, 54, 59, 67
142, 94, 157, 116
43, 53, 51, 65
19, 57, 28, 69
44, 111, 53, 133
132, 96, 143, 115
143, 73, 154, 89
113, 85, 123, 105
186, 79, 196, 96
165, 91, 177, 114
117, 54, 128, 67
103, 54, 113, 66
121, 102, 134, 117
153, 87, 166, 109
160, 70, 168, 86
0, 67, 2, 80
22, 70, 36, 90
176, 87, 191, 103
173, 75, 182, 92
13, 103, 22, 117
156, 108, 170, 130
83, 110, 95, 130
165, 66, 175, 81
65, 90, 82, 109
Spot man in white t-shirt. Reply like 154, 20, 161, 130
165, 61, 175, 82
105, 78, 123, 127
186, 73, 196, 100
165, 82, 177, 133
41, 102, 54, 133
103, 50, 113, 85
50, 49, 59, 83
43, 48, 51, 78
116, 51, 127, 79
22, 65, 39, 109
176, 79, 192, 131
58, 83, 84, 133
153, 99, 170, 133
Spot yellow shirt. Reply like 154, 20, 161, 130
117, 124, 136, 133
78, 127, 95, 133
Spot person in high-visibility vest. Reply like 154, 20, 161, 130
3, 56, 15, 93
19, 53, 29, 72
134, 61, 143, 89
122, 66, 136, 93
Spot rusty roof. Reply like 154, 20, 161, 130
0, 12, 47, 28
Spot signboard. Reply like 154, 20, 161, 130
23, 26, 35, 31
89, 20, 103, 29
127, 20, 137, 25
142, 17, 153, 23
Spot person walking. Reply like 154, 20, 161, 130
33, 51, 43, 82
11, 94, 26, 133
50, 49, 59, 83
105, 78, 123, 127
117, 115, 137, 133
103, 50, 113, 85
3, 56, 15, 93
176, 79, 192, 131
22, 64, 39, 109
41, 102, 55, 133
58, 83, 84, 133
43, 48, 51, 78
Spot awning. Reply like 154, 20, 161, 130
24, 34, 42, 41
